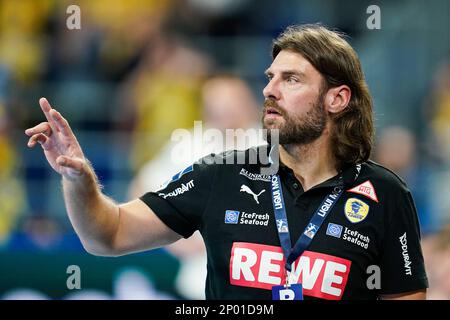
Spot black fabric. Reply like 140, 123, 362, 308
140, 147, 428, 300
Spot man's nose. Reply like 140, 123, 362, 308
263, 79, 280, 100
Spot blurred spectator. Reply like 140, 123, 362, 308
5, 214, 83, 251
0, 0, 51, 84
0, 86, 26, 246
45, 0, 174, 82
429, 60, 450, 162
373, 126, 436, 233
422, 60, 450, 231
374, 126, 416, 175
128, 75, 263, 299
422, 223, 450, 299
128, 75, 262, 195
84, 0, 173, 80
10, 214, 63, 250
112, 268, 174, 300
124, 35, 213, 172
420, 60, 450, 300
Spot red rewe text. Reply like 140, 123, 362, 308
229, 242, 351, 300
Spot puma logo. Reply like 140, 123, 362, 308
240, 184, 265, 204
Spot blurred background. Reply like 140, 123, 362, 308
0, 0, 449, 299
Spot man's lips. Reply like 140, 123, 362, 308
266, 107, 280, 115
264, 107, 283, 118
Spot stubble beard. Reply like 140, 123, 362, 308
262, 95, 327, 146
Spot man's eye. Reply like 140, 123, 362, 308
287, 77, 298, 83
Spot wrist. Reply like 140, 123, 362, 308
62, 159, 98, 189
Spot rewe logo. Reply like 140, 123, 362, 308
230, 242, 351, 300
240, 185, 265, 204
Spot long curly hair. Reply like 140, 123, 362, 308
272, 24, 375, 169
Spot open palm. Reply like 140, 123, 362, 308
25, 98, 87, 180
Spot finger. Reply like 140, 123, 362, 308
27, 133, 48, 148
56, 155, 85, 174
39, 97, 59, 132
25, 122, 52, 136
50, 109, 74, 137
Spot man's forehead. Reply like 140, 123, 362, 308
265, 50, 314, 74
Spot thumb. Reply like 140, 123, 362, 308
56, 155, 86, 174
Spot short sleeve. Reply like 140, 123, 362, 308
379, 187, 429, 294
139, 160, 217, 238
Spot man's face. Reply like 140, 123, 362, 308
262, 50, 328, 145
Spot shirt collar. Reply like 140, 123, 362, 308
278, 161, 360, 190
250, 145, 362, 189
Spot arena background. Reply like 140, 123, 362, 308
0, 0, 449, 299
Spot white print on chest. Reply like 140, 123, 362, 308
240, 184, 266, 204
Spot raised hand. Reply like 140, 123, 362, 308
25, 98, 88, 180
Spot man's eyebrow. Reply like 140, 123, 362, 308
264, 69, 306, 78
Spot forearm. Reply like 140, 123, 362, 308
62, 162, 119, 256
27, 98, 180, 257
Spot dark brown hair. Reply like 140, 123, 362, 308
272, 24, 374, 169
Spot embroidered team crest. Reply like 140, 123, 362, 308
347, 180, 378, 203
344, 198, 369, 223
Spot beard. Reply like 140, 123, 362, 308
262, 95, 327, 146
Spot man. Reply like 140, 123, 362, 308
25, 24, 428, 300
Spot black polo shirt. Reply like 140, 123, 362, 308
140, 147, 428, 300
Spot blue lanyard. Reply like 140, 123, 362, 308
270, 175, 344, 273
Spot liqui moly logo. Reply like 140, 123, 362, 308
318, 192, 339, 217
229, 242, 351, 300
271, 176, 283, 210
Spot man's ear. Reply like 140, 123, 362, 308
324, 85, 351, 114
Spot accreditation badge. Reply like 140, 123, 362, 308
272, 284, 303, 300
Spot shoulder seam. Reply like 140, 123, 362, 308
366, 160, 408, 188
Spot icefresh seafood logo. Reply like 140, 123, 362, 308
225, 210, 240, 224
326, 223, 343, 238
